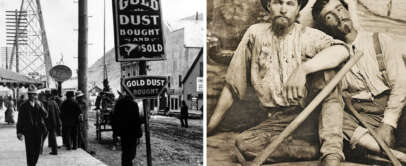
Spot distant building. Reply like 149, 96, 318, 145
146, 12, 204, 111
115, 13, 204, 111
121, 62, 140, 79
181, 49, 203, 110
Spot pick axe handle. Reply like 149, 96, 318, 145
248, 52, 364, 166
344, 97, 402, 166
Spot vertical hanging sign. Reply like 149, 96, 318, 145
112, 0, 165, 62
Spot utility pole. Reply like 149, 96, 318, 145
5, 48, 8, 69
139, 61, 152, 166
78, 0, 89, 150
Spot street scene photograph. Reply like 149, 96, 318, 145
0, 0, 204, 166
207, 0, 406, 166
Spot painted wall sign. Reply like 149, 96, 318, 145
122, 76, 167, 98
112, 0, 165, 62
49, 65, 72, 82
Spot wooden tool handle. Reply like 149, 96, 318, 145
344, 97, 401, 166
248, 52, 364, 166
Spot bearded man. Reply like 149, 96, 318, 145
290, 0, 406, 163
207, 0, 353, 165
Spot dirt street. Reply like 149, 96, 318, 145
87, 112, 203, 166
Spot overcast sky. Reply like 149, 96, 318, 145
0, 0, 205, 73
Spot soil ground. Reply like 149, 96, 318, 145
87, 111, 203, 166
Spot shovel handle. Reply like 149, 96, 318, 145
249, 52, 364, 166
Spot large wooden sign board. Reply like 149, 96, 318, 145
112, 0, 165, 62
121, 76, 167, 99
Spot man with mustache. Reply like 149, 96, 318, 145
285, 0, 406, 164
207, 0, 352, 164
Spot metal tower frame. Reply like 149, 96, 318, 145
7, 0, 52, 86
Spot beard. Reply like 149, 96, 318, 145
272, 16, 293, 36
324, 19, 353, 41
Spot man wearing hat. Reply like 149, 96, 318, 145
43, 90, 62, 155
60, 91, 81, 150
112, 91, 143, 166
16, 84, 48, 166
207, 0, 351, 165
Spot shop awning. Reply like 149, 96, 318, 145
0, 68, 43, 88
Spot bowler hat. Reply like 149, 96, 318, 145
261, 0, 308, 12
27, 84, 39, 94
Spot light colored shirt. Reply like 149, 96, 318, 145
226, 23, 345, 108
342, 31, 406, 128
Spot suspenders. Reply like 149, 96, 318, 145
372, 32, 392, 88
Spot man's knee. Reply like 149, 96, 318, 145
234, 131, 267, 157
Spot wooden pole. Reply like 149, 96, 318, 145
5, 47, 8, 70
78, 0, 89, 151
57, 82, 62, 97
249, 52, 364, 166
139, 61, 152, 166
344, 97, 401, 166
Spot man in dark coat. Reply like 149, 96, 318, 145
180, 100, 189, 128
51, 89, 62, 108
44, 92, 62, 155
112, 93, 143, 166
17, 85, 48, 166
60, 91, 81, 150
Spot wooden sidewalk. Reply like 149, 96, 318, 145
0, 111, 107, 166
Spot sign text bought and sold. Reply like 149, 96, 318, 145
112, 0, 165, 62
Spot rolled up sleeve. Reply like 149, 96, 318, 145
225, 26, 254, 100
380, 34, 406, 128
302, 27, 349, 59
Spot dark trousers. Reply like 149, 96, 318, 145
121, 136, 138, 166
47, 129, 58, 153
64, 125, 78, 149
62, 126, 67, 147
180, 116, 188, 128
24, 127, 44, 166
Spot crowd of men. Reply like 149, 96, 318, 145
16, 85, 88, 166
208, 0, 406, 165
13, 85, 144, 166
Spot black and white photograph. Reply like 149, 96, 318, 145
0, 0, 204, 166
207, 0, 406, 165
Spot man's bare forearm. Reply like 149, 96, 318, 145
301, 45, 350, 75
207, 86, 234, 135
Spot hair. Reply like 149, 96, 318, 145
66, 91, 74, 98
51, 89, 58, 96
263, 0, 305, 12
45, 90, 51, 98
312, 0, 348, 39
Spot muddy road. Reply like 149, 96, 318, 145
87, 112, 203, 166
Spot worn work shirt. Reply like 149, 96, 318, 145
226, 23, 345, 108
341, 31, 406, 128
